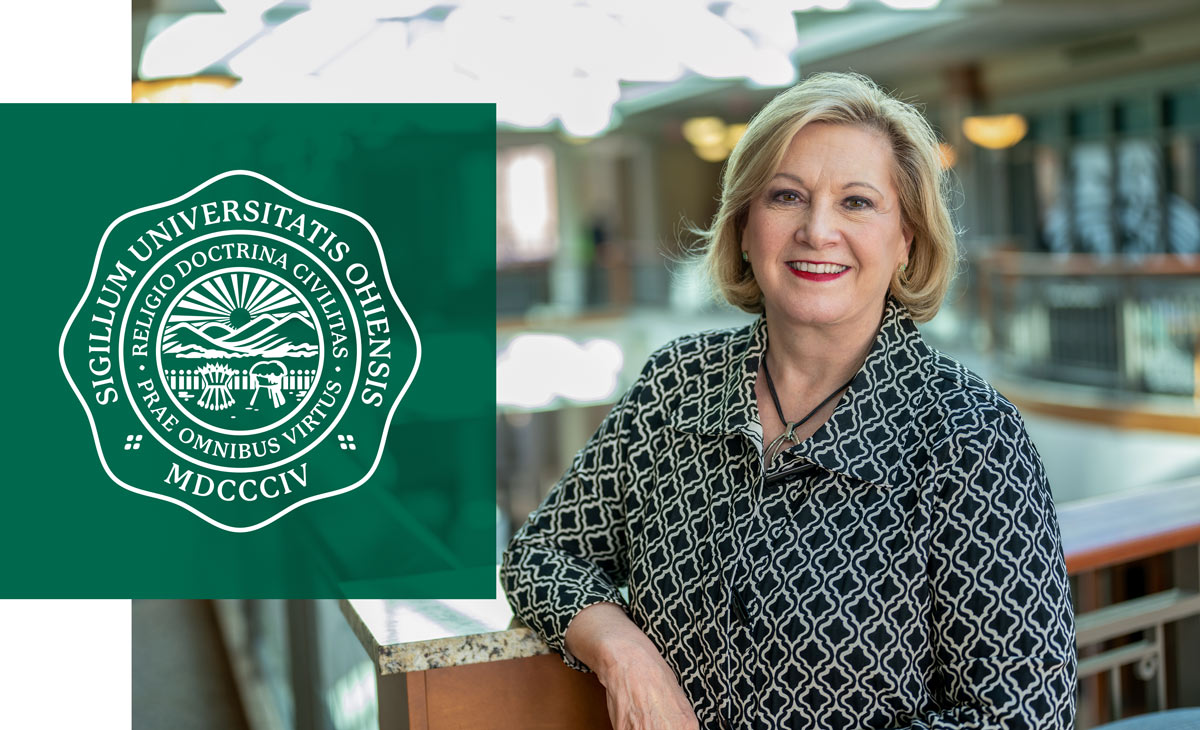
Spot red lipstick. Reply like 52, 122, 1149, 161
786, 262, 849, 282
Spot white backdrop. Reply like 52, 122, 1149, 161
0, 2, 131, 727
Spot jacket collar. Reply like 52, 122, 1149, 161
674, 296, 934, 490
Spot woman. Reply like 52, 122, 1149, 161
501, 72, 1076, 729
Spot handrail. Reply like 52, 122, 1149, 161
1075, 588, 1200, 646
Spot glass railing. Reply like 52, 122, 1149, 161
978, 251, 1199, 400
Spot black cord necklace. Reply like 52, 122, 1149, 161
761, 351, 857, 463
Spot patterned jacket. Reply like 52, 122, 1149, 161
501, 297, 1077, 729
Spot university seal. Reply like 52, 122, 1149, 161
61, 170, 421, 531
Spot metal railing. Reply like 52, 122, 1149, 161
1075, 578, 1200, 721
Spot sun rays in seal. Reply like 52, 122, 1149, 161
168, 272, 305, 328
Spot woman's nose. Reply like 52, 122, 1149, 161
796, 201, 841, 247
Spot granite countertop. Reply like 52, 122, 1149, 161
340, 571, 552, 676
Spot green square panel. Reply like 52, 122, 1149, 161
1, 103, 497, 597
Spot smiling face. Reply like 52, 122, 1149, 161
742, 121, 912, 335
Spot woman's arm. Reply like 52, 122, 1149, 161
501, 360, 699, 728
896, 408, 1076, 730
500, 371, 639, 670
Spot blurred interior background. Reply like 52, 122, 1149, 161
129, 0, 1200, 728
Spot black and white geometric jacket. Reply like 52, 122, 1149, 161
501, 296, 1077, 729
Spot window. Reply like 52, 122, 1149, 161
497, 145, 558, 264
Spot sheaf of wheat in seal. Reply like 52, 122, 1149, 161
60, 170, 421, 532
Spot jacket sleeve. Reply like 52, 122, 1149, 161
896, 408, 1077, 729
500, 363, 647, 672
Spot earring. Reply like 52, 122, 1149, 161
742, 251, 749, 262
899, 263, 907, 272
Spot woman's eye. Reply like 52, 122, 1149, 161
773, 190, 802, 203
845, 196, 874, 210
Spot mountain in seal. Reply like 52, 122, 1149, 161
163, 312, 318, 359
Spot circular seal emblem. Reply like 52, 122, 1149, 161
61, 170, 421, 531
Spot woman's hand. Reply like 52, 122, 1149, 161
565, 602, 699, 730
597, 642, 699, 730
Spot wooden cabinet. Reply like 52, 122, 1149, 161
378, 653, 610, 730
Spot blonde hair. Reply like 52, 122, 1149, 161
700, 72, 958, 322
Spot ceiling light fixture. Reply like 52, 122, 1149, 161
962, 114, 1028, 150
683, 117, 727, 147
